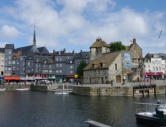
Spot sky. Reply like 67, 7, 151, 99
0, 0, 166, 55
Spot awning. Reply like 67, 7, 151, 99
4, 76, 20, 80
146, 73, 155, 75
156, 72, 164, 75
0, 77, 4, 80
66, 75, 74, 78
146, 72, 164, 76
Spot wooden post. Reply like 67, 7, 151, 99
154, 86, 156, 97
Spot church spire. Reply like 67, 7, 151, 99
33, 25, 36, 46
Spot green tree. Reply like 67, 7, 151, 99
77, 60, 87, 78
109, 41, 125, 52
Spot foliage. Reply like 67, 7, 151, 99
109, 41, 125, 52
76, 60, 87, 79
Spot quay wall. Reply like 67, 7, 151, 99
72, 83, 166, 96
72, 85, 133, 96
0, 85, 30, 91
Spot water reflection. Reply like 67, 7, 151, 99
0, 92, 165, 127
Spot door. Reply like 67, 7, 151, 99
116, 75, 121, 83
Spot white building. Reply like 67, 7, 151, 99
0, 48, 5, 77
144, 53, 166, 79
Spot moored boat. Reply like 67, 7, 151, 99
16, 88, 29, 91
136, 102, 166, 126
0, 88, 6, 92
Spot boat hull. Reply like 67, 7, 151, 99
0, 88, 6, 92
16, 88, 29, 91
136, 113, 166, 126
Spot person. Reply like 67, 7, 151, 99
123, 76, 126, 85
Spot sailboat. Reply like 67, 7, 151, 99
54, 84, 71, 95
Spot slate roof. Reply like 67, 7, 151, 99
14, 45, 40, 56
0, 48, 4, 53
5, 44, 14, 49
145, 53, 166, 60
84, 51, 121, 70
90, 38, 109, 48
54, 51, 74, 56
38, 47, 50, 55
74, 51, 90, 59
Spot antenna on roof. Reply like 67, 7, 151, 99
158, 29, 162, 39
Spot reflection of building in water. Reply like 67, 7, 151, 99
83, 38, 143, 84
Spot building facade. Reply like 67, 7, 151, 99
83, 38, 143, 84
4, 44, 14, 76
0, 48, 5, 78
54, 50, 90, 82
144, 53, 166, 79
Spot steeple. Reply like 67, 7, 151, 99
33, 25, 36, 46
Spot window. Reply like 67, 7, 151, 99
100, 63, 103, 68
92, 64, 95, 68
59, 70, 62, 73
115, 64, 117, 70
8, 51, 12, 54
70, 66, 73, 69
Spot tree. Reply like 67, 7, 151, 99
109, 41, 125, 52
76, 60, 87, 79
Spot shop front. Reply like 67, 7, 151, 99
145, 72, 164, 80
4, 76, 20, 85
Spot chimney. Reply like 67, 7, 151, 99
133, 38, 136, 44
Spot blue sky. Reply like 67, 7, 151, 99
0, 0, 166, 55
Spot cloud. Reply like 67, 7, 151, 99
0, 25, 19, 40
0, 0, 165, 55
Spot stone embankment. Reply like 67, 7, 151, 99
22, 80, 166, 96
0, 84, 30, 91
72, 80, 166, 96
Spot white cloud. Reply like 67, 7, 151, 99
0, 25, 19, 40
0, 0, 166, 54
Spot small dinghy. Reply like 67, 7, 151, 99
16, 88, 29, 91
0, 88, 6, 92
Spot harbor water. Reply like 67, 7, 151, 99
0, 91, 165, 127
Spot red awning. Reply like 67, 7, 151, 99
4, 76, 20, 80
146, 72, 164, 76
146, 73, 155, 75
156, 72, 164, 75
66, 75, 74, 78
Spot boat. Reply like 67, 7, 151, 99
54, 84, 71, 95
136, 101, 166, 126
0, 88, 6, 92
16, 88, 30, 91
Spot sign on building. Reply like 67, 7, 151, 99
123, 53, 131, 67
